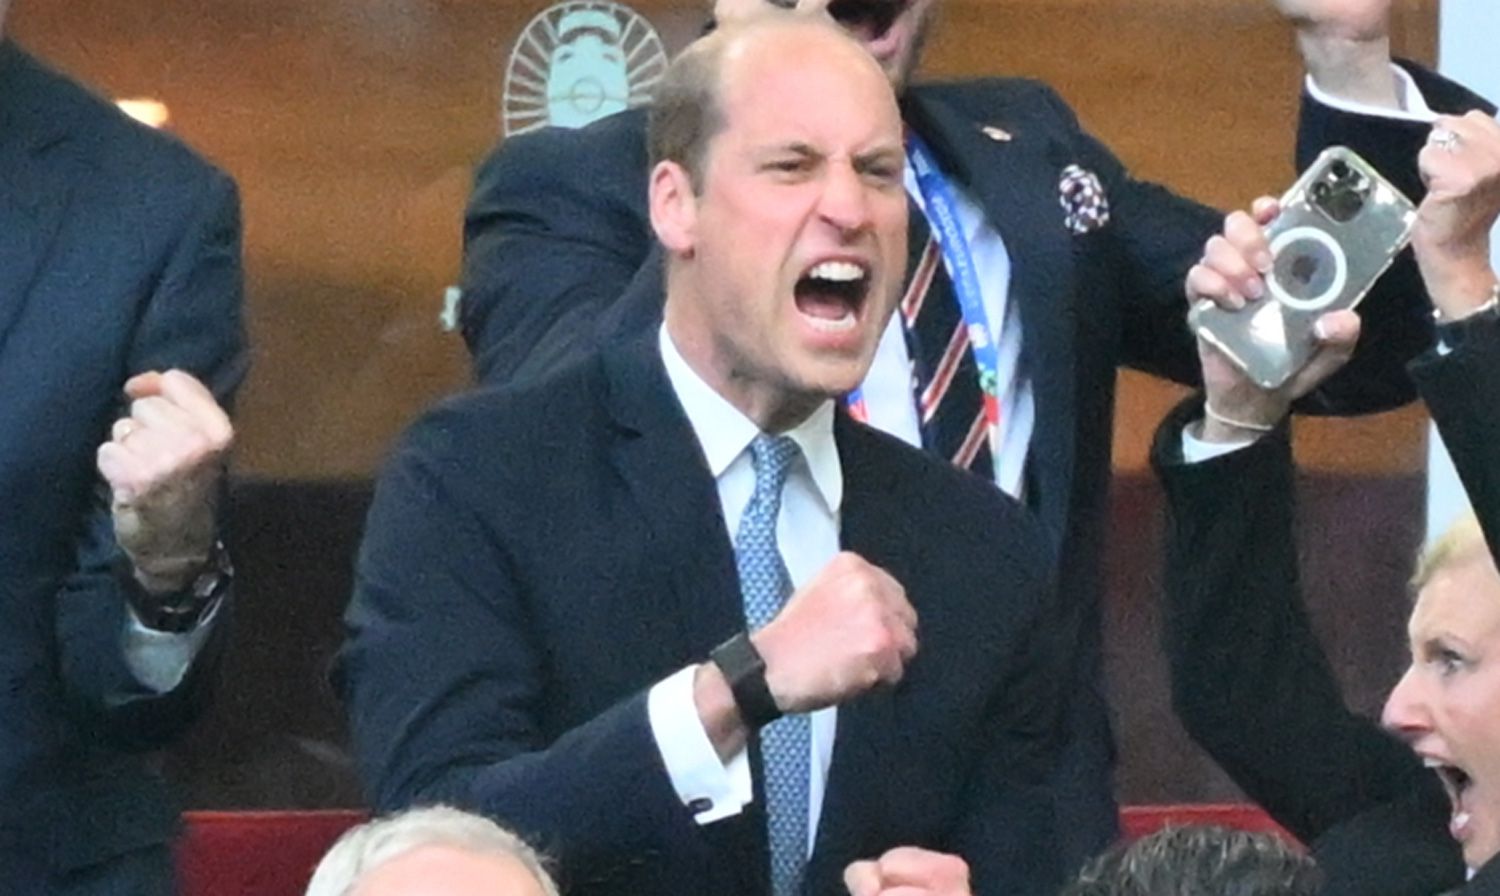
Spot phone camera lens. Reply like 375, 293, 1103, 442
1330, 161, 1350, 180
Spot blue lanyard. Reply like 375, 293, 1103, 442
845, 135, 1002, 427
906, 134, 1001, 422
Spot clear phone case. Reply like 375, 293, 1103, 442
1188, 146, 1418, 389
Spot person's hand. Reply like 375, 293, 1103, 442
844, 847, 971, 896
1186, 198, 1279, 311
96, 370, 232, 593
752, 551, 917, 714
1412, 112, 1500, 320
1197, 310, 1361, 442
1270, 0, 1391, 41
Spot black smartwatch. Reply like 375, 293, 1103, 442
122, 540, 233, 633
709, 632, 782, 729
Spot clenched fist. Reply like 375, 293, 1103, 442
96, 369, 232, 593
752, 551, 917, 714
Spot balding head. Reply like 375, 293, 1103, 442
648, 12, 886, 192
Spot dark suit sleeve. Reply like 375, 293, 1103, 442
1152, 398, 1431, 845
1030, 84, 1215, 388
1411, 312, 1500, 557
459, 115, 658, 386
53, 166, 245, 752
339, 416, 703, 880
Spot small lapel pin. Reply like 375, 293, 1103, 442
980, 125, 1013, 143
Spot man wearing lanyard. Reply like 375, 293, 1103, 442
456, 0, 1477, 866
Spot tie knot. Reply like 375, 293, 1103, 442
750, 434, 800, 497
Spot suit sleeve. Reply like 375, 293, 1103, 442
1410, 312, 1500, 559
53, 164, 246, 752
459, 117, 658, 386
1291, 63, 1498, 414
1152, 397, 1431, 845
339, 417, 705, 881
1033, 84, 1216, 388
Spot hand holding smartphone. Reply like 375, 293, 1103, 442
1188, 147, 1418, 389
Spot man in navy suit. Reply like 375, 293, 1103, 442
456, 0, 1482, 864
0, 7, 244, 892
342, 16, 1065, 896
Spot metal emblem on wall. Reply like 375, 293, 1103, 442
503, 1, 668, 137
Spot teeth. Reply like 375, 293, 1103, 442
1425, 758, 1443, 769
807, 261, 865, 282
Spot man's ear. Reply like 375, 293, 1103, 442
649, 160, 698, 256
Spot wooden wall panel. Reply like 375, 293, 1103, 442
8, 0, 1438, 478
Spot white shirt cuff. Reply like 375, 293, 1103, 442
647, 665, 752, 824
1181, 421, 1257, 464
1304, 64, 1437, 124
122, 597, 222, 693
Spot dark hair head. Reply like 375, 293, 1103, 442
1061, 826, 1320, 896
646, 32, 727, 194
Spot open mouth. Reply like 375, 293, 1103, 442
794, 259, 871, 334
826, 0, 908, 42
1427, 758, 1475, 840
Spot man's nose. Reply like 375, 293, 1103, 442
817, 164, 873, 236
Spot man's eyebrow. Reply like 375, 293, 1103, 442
854, 144, 905, 165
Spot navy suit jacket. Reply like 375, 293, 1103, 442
340, 330, 1069, 896
456, 71, 1459, 867
0, 42, 244, 893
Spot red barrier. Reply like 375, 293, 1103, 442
176, 804, 1290, 896
177, 810, 366, 896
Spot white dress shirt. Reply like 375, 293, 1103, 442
647, 326, 839, 848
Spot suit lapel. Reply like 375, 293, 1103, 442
600, 328, 746, 662
0, 43, 82, 357
903, 86, 1076, 548
803, 416, 902, 893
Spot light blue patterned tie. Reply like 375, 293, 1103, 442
735, 434, 809, 896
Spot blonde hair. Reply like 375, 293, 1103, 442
304, 805, 559, 896
1411, 511, 1490, 594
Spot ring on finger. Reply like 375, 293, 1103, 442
1430, 126, 1461, 153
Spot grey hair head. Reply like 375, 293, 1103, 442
304, 805, 560, 896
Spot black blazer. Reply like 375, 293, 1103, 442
0, 43, 244, 893
457, 69, 1466, 863
339, 329, 1068, 896
1154, 314, 1500, 895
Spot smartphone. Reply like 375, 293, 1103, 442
1188, 146, 1418, 389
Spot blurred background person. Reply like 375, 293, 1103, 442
1061, 825, 1321, 896
0, 1, 245, 892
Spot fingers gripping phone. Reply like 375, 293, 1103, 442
1188, 147, 1418, 389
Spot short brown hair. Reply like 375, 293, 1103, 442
647, 31, 728, 193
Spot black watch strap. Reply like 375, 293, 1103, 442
121, 540, 233, 633
710, 632, 782, 729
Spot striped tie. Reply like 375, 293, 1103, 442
900, 203, 993, 478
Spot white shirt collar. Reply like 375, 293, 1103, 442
659, 325, 843, 514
